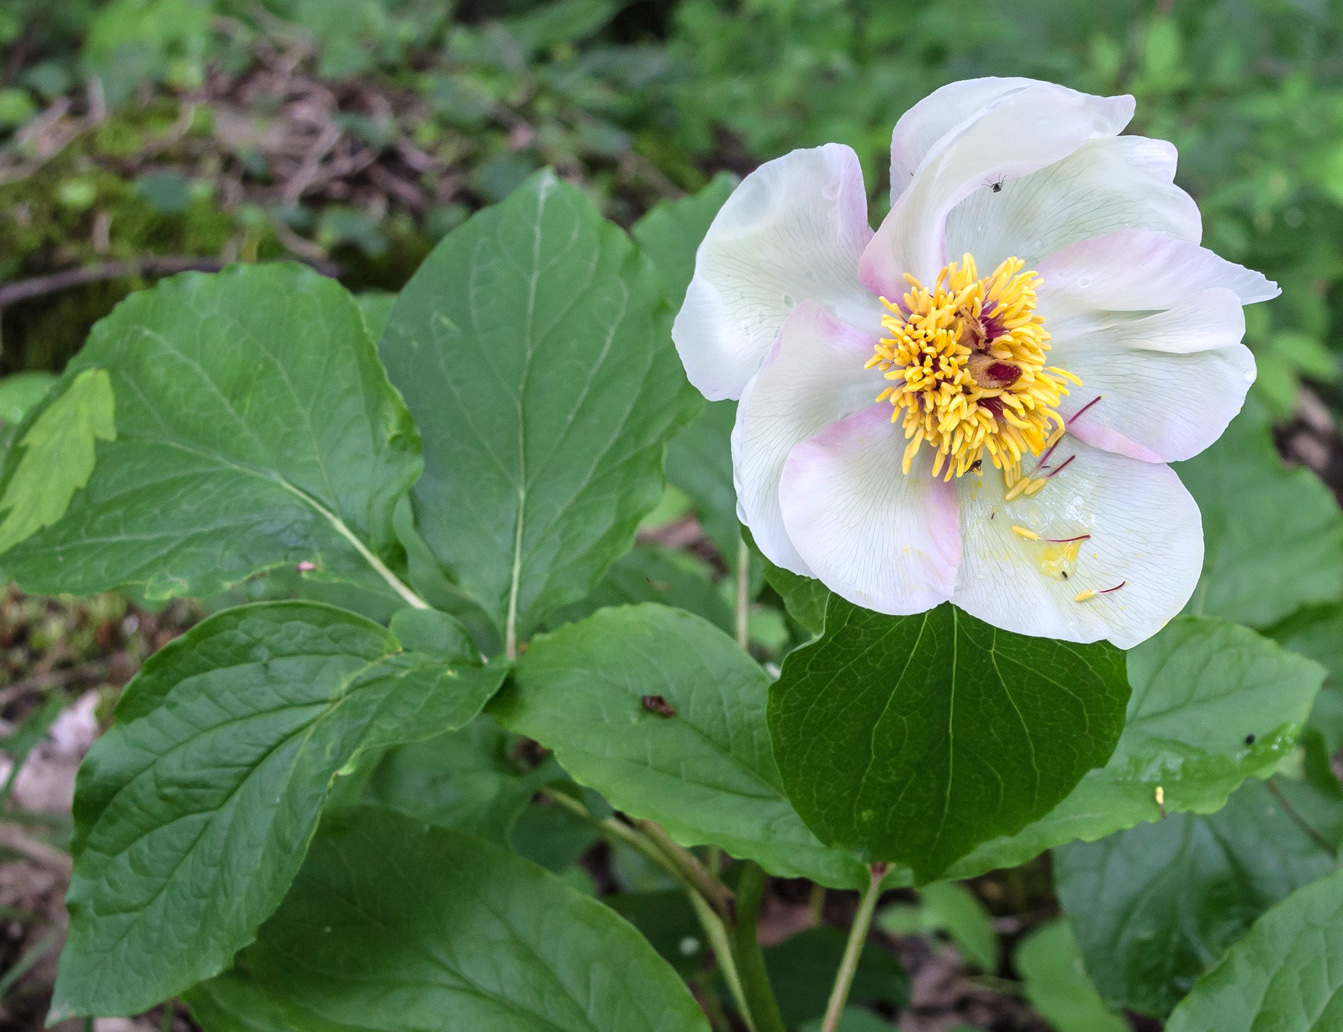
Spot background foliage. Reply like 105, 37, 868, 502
2, 1, 1343, 1031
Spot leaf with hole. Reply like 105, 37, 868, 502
494, 603, 869, 887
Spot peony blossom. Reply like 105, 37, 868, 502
672, 77, 1278, 649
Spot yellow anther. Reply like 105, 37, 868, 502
871, 254, 1075, 481
1074, 588, 1097, 602
1011, 525, 1039, 540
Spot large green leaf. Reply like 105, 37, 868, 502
1054, 777, 1337, 1017
380, 171, 700, 643
494, 603, 868, 887
1175, 398, 1343, 627
51, 602, 507, 1019
367, 716, 541, 845
1165, 867, 1343, 1032
631, 171, 737, 310
769, 598, 1129, 882
0, 265, 421, 602
545, 544, 734, 634
190, 808, 711, 1032
633, 176, 746, 567
949, 616, 1325, 877
664, 399, 742, 565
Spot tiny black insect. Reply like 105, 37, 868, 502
969, 459, 982, 472
1060, 571, 1069, 580
991, 181, 1003, 193
642, 694, 676, 718
1245, 733, 1256, 745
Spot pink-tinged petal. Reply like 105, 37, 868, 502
1053, 288, 1255, 462
889, 77, 1038, 205
861, 83, 1134, 296
673, 143, 882, 401
778, 405, 961, 615
952, 438, 1202, 649
733, 302, 882, 574
945, 136, 1201, 270
1036, 229, 1279, 324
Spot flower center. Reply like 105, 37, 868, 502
868, 254, 1079, 481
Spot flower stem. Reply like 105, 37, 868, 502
735, 537, 750, 649
732, 861, 788, 1032
636, 819, 736, 923
820, 864, 887, 1032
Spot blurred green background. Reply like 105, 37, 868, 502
2, 0, 1342, 426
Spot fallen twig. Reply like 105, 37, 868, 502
0, 822, 71, 878
0, 254, 339, 308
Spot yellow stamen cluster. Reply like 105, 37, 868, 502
867, 254, 1079, 480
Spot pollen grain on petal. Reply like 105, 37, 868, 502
870, 254, 1074, 481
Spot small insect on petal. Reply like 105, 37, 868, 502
642, 694, 676, 717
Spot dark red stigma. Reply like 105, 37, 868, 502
985, 362, 1021, 387
980, 396, 1004, 417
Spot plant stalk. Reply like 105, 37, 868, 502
688, 887, 756, 1032
820, 864, 887, 1032
732, 861, 788, 1032
636, 819, 736, 923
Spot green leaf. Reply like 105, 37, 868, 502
1054, 777, 1337, 1017
759, 553, 833, 636
494, 603, 869, 887
0, 265, 421, 602
1165, 867, 1343, 1032
1016, 920, 1128, 1032
366, 716, 540, 845
798, 1010, 892, 1032
380, 171, 700, 643
604, 890, 706, 977
632, 171, 738, 309
877, 882, 998, 971
0, 371, 57, 426
0, 368, 114, 554
764, 927, 908, 1026
200, 808, 712, 1032
664, 399, 742, 565
1175, 398, 1343, 627
769, 598, 1129, 882
51, 601, 507, 1019
950, 616, 1325, 878
545, 545, 734, 634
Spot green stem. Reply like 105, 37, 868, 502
735, 537, 750, 649
636, 819, 735, 923
688, 888, 756, 1032
732, 862, 788, 1032
820, 864, 886, 1032
540, 792, 752, 1027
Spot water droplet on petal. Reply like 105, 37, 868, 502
1077, 276, 1092, 288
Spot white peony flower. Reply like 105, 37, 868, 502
672, 77, 1278, 649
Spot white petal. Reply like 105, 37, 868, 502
1052, 288, 1254, 463
945, 136, 1201, 270
779, 405, 961, 614
860, 83, 1134, 295
673, 143, 882, 401
733, 302, 881, 574
889, 77, 1038, 205
952, 438, 1203, 649
1036, 229, 1279, 324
